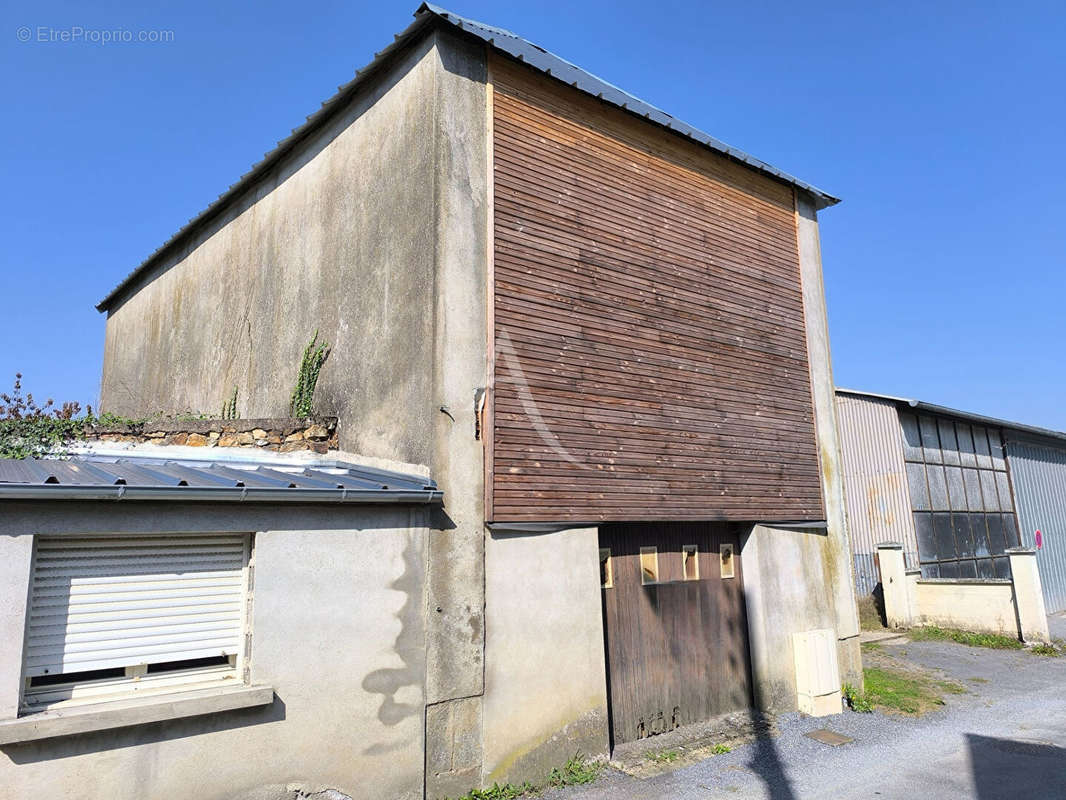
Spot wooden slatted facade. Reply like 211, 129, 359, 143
489, 55, 824, 523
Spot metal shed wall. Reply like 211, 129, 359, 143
1005, 436, 1066, 614
835, 393, 917, 594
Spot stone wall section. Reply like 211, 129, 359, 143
84, 417, 339, 454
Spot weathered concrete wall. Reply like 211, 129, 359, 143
0, 536, 33, 720
99, 28, 492, 795
101, 35, 440, 466
481, 527, 609, 787
0, 503, 431, 800
742, 523, 859, 713
913, 580, 1017, 635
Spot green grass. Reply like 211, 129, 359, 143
648, 749, 681, 764
447, 754, 602, 800
450, 783, 537, 800
547, 754, 602, 787
711, 744, 732, 755
1030, 643, 1061, 657
863, 666, 966, 715
936, 679, 968, 695
967, 676, 990, 684
861, 642, 883, 652
909, 626, 1025, 650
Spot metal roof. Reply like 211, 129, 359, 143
835, 388, 1066, 446
97, 3, 840, 312
0, 454, 442, 504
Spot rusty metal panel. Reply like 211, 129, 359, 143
1005, 435, 1066, 614
835, 393, 918, 594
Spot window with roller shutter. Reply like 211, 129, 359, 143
20, 533, 252, 713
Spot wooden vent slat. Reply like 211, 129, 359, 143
489, 56, 824, 523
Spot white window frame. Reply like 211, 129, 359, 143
18, 532, 254, 715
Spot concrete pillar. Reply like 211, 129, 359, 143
877, 543, 911, 629
1007, 547, 1051, 643
0, 535, 34, 719
795, 194, 861, 656
424, 31, 491, 800
905, 568, 921, 625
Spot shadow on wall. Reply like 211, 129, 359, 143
2, 695, 286, 764
361, 533, 424, 755
968, 733, 1066, 799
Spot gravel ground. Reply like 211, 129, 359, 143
540, 631, 1066, 800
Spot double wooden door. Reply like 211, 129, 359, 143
599, 522, 753, 744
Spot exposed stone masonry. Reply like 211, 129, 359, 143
84, 417, 339, 454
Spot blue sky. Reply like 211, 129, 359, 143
3, 1, 1064, 427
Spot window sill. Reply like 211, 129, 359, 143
0, 684, 274, 745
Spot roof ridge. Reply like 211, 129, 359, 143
97, 3, 839, 311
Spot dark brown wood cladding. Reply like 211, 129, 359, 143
489, 55, 824, 523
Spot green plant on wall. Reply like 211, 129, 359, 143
289, 331, 331, 418
0, 373, 87, 459
221, 385, 239, 420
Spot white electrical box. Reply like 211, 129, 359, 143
793, 628, 842, 716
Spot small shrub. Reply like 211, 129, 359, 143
0, 373, 88, 459
842, 683, 872, 713
547, 753, 602, 787
289, 331, 331, 417
711, 743, 732, 755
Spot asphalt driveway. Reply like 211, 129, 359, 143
542, 631, 1066, 800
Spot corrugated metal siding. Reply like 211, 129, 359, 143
835, 393, 918, 594
489, 55, 824, 523
1005, 436, 1066, 613
25, 534, 249, 677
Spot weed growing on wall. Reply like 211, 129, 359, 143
548, 753, 603, 786
447, 754, 604, 800
0, 373, 87, 458
289, 331, 331, 417
221, 385, 239, 420
842, 682, 872, 713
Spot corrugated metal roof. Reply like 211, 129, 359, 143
97, 3, 839, 311
836, 388, 1066, 446
0, 454, 441, 504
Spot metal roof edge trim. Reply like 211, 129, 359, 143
0, 484, 443, 504
97, 3, 839, 311
835, 387, 1066, 446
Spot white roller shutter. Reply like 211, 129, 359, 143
25, 534, 249, 679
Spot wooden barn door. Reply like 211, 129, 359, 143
599, 522, 752, 745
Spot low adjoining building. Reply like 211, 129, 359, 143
836, 388, 1066, 624
0, 449, 441, 799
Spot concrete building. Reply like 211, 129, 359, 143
0, 450, 441, 800
837, 388, 1066, 618
2, 6, 862, 799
